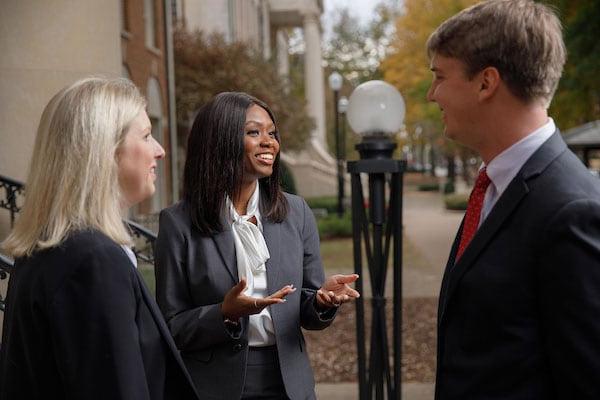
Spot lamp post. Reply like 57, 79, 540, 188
338, 95, 349, 209
415, 124, 423, 172
346, 80, 406, 400
328, 71, 344, 217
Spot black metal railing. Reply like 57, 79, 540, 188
0, 174, 158, 312
127, 219, 157, 264
0, 175, 25, 228
0, 253, 13, 312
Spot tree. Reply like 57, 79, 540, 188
382, 0, 479, 181
323, 2, 395, 85
320, 1, 397, 159
544, 0, 600, 129
173, 29, 314, 152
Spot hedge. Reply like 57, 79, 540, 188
444, 193, 469, 211
316, 213, 353, 239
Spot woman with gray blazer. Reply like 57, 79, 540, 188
155, 92, 359, 399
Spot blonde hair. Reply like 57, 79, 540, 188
2, 77, 146, 257
427, 0, 566, 108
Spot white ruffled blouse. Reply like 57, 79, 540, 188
226, 184, 276, 346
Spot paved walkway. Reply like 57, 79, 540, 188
316, 382, 435, 399
315, 188, 464, 399
402, 189, 464, 298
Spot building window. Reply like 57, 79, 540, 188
144, 0, 157, 48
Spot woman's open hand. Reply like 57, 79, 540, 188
221, 278, 296, 321
316, 274, 360, 309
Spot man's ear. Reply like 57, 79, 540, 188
478, 67, 500, 101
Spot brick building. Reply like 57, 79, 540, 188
121, 0, 177, 215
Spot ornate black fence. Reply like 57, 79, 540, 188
0, 253, 12, 312
0, 175, 24, 228
0, 174, 158, 312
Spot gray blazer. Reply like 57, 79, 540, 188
155, 193, 335, 400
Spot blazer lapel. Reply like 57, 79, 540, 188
438, 219, 464, 324
262, 219, 281, 295
439, 131, 567, 323
212, 220, 238, 284
135, 271, 200, 398
439, 178, 529, 321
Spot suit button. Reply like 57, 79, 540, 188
233, 343, 243, 352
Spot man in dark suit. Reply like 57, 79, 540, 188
426, 1, 600, 398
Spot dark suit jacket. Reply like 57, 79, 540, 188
155, 192, 335, 400
0, 230, 199, 400
436, 132, 600, 399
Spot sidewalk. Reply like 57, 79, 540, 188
316, 188, 463, 399
402, 189, 464, 298
316, 382, 435, 399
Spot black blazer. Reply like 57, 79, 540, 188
155, 192, 335, 400
436, 132, 600, 399
0, 230, 199, 400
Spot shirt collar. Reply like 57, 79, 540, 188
484, 118, 556, 195
226, 183, 263, 230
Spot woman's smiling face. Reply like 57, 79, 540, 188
242, 104, 279, 182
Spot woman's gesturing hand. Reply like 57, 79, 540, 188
221, 278, 296, 321
316, 274, 360, 309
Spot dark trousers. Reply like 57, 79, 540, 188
241, 346, 289, 400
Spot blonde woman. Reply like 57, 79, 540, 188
0, 78, 199, 400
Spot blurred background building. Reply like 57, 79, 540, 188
0, 0, 178, 239
0, 0, 337, 242
173, 0, 337, 198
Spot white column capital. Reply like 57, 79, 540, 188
301, 10, 320, 24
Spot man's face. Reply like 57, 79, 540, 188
427, 54, 481, 146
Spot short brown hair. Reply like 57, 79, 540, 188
427, 0, 566, 108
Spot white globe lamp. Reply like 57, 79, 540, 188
346, 80, 405, 159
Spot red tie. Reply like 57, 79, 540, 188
456, 168, 491, 261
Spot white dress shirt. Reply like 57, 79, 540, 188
479, 118, 556, 226
227, 186, 276, 347
121, 244, 138, 268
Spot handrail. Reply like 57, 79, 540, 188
126, 218, 157, 264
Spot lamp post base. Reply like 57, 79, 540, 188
348, 153, 406, 400
355, 136, 396, 160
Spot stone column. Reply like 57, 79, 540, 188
261, 0, 271, 60
276, 30, 290, 89
302, 11, 327, 150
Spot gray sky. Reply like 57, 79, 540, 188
288, 0, 397, 54
322, 0, 379, 40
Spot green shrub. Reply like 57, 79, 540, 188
444, 193, 469, 210
139, 264, 156, 295
317, 213, 353, 239
443, 181, 455, 194
306, 196, 339, 214
417, 183, 440, 192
